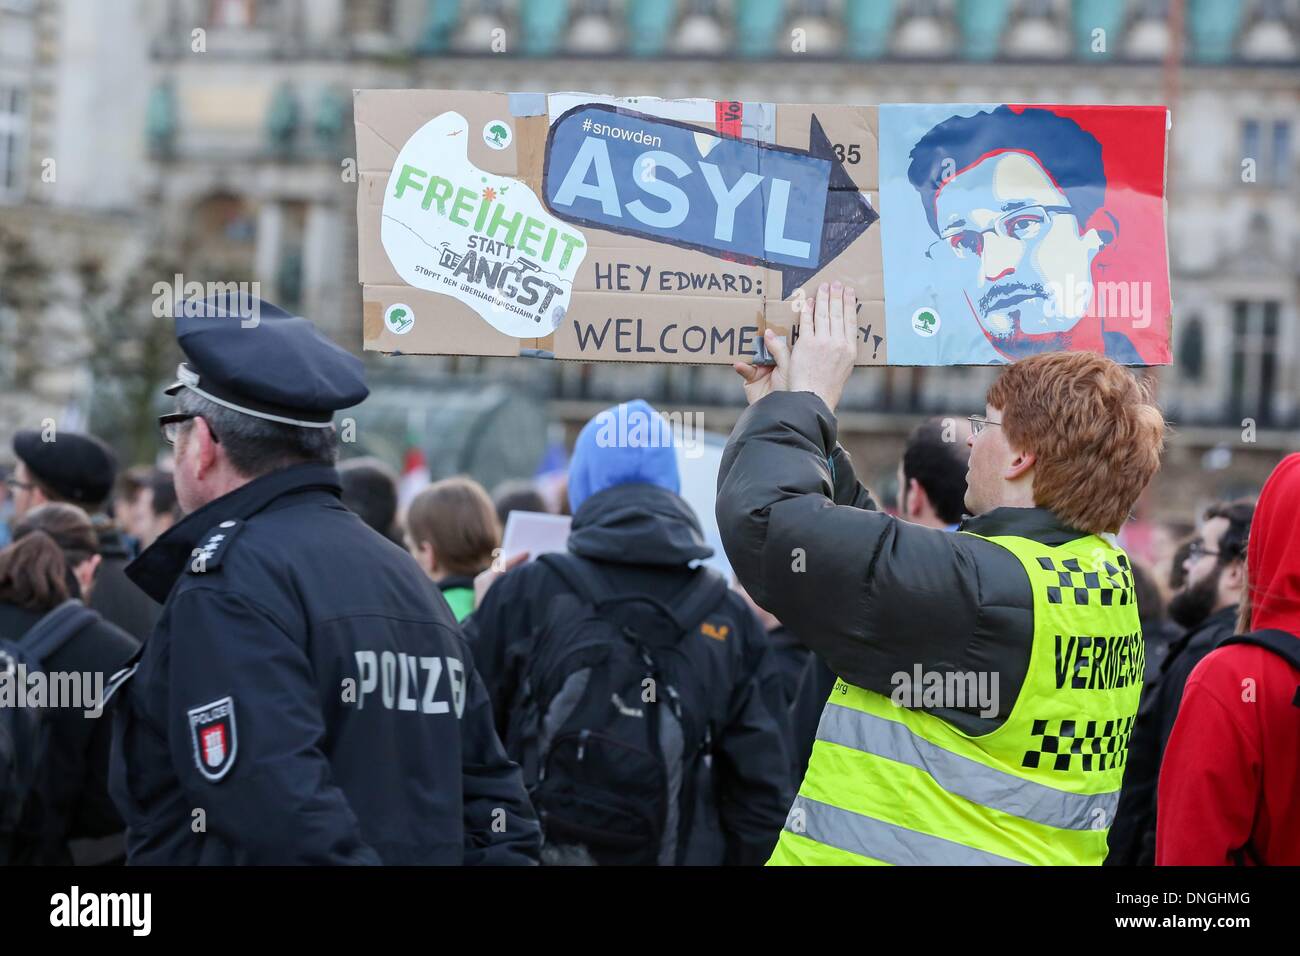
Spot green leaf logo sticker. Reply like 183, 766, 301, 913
483, 121, 511, 150
911, 307, 940, 337
384, 302, 414, 335
383, 111, 586, 338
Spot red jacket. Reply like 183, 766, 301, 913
1157, 453, 1300, 865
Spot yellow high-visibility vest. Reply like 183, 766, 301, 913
770, 530, 1144, 865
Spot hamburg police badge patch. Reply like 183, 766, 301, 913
188, 696, 237, 782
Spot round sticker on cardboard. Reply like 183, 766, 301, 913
385, 303, 415, 335
911, 307, 940, 337
483, 121, 512, 150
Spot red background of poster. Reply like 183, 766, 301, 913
1014, 104, 1172, 365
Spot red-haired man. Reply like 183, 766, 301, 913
720, 282, 1165, 865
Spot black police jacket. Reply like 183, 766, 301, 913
110, 463, 540, 865
463, 482, 793, 865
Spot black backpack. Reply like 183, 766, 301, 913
1218, 629, 1300, 708
0, 600, 97, 859
505, 553, 728, 866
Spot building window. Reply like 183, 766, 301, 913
275, 201, 306, 311
1241, 118, 1292, 186
1229, 300, 1279, 426
1242, 119, 1260, 171
1177, 315, 1204, 381
0, 86, 26, 199
1272, 120, 1292, 187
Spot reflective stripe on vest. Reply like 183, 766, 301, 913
815, 702, 1121, 831
769, 529, 1144, 866
786, 794, 1028, 866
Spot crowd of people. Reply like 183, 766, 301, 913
0, 287, 1295, 866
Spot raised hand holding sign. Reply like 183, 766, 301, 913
736, 281, 858, 413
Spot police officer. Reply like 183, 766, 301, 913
108, 295, 540, 864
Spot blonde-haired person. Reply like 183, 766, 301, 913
406, 477, 501, 622
720, 281, 1165, 866
0, 503, 138, 864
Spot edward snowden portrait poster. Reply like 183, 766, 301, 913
880, 104, 1171, 366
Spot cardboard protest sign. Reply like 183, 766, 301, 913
355, 92, 1169, 366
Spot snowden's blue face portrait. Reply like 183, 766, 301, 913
932, 151, 1104, 351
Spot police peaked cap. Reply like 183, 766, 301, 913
166, 294, 369, 427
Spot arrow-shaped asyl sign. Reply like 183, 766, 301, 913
543, 104, 878, 298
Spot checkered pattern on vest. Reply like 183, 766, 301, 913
1037, 554, 1135, 608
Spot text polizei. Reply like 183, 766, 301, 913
353, 651, 467, 717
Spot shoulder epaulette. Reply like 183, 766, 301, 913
188, 519, 245, 575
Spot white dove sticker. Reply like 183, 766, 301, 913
381, 111, 588, 337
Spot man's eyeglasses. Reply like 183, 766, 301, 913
926, 205, 1073, 262
969, 414, 1002, 437
159, 413, 219, 446
1186, 541, 1223, 561
3, 476, 33, 492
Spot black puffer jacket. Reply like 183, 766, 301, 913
716, 391, 1100, 736
463, 482, 793, 864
